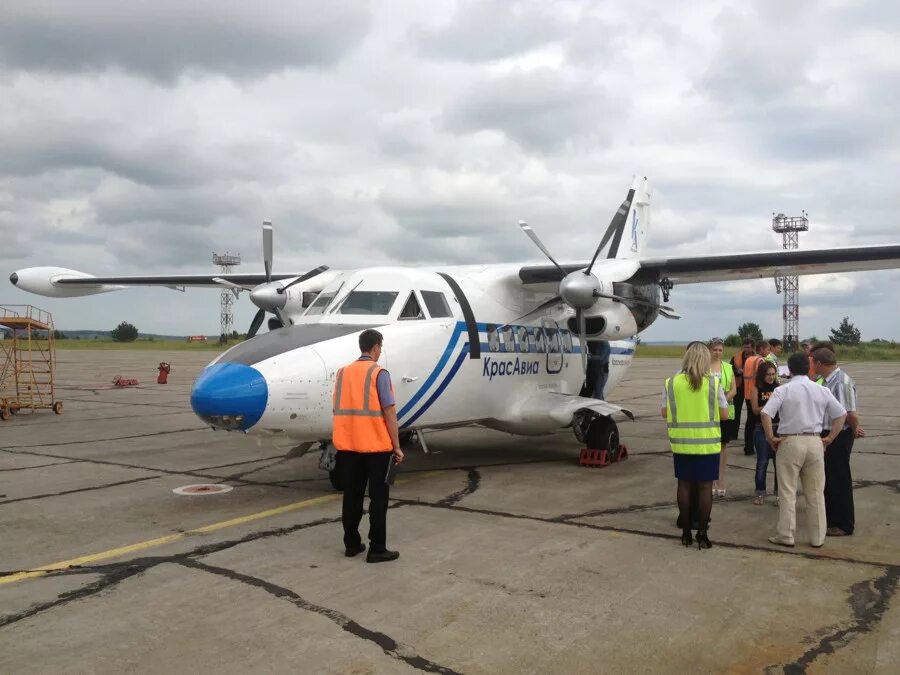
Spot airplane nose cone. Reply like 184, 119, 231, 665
10, 272, 18, 286
191, 363, 268, 431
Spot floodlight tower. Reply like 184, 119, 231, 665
772, 211, 808, 352
212, 252, 241, 343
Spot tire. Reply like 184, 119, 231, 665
587, 417, 619, 455
9, 406, 19, 415
52, 401, 64, 415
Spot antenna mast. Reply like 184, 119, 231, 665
212, 252, 241, 343
771, 211, 808, 352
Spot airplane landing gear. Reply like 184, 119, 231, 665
577, 415, 628, 467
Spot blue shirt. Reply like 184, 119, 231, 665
358, 355, 395, 407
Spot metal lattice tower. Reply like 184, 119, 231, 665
772, 211, 809, 352
212, 253, 241, 343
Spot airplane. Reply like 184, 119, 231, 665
11, 177, 900, 489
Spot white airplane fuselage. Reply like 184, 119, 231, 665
190, 264, 637, 443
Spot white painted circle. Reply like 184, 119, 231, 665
172, 483, 233, 496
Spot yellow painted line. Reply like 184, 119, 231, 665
0, 471, 438, 587
0, 492, 341, 586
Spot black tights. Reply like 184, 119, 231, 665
677, 479, 713, 532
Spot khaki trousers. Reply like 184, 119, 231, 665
774, 435, 826, 546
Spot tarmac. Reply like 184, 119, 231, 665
1, 349, 898, 674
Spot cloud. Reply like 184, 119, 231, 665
413, 0, 564, 63
443, 68, 618, 152
2, 0, 900, 342
0, 0, 372, 83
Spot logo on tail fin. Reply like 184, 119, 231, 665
630, 211, 639, 253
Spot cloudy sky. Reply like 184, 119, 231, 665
2, 0, 899, 342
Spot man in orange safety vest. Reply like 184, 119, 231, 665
333, 328, 404, 563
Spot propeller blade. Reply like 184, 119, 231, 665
277, 265, 330, 294
519, 221, 567, 277
247, 308, 266, 338
585, 190, 635, 275
510, 295, 562, 323
274, 307, 290, 328
262, 220, 273, 283
212, 277, 250, 292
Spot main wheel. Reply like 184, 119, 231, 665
587, 417, 619, 456
52, 401, 64, 415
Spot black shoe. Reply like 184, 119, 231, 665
696, 531, 712, 550
345, 543, 366, 558
681, 530, 693, 547
366, 549, 400, 563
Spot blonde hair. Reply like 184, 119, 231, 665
682, 342, 711, 391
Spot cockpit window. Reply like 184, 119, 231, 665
305, 292, 335, 315
421, 291, 453, 318
335, 291, 399, 315
398, 293, 425, 320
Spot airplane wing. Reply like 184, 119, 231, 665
52, 272, 318, 289
518, 244, 900, 285
514, 392, 634, 427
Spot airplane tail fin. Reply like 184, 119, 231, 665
616, 176, 651, 260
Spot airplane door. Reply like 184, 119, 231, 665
542, 318, 563, 374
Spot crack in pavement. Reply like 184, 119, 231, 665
767, 566, 900, 674
436, 468, 480, 507
179, 558, 462, 674
0, 447, 306, 491
0, 475, 163, 506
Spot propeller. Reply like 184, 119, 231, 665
517, 186, 665, 387
244, 221, 328, 338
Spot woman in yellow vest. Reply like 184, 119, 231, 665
661, 342, 729, 549
708, 338, 736, 498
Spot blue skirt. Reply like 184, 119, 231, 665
673, 453, 720, 481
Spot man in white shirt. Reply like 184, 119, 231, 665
760, 353, 846, 548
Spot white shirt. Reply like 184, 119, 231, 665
761, 375, 846, 435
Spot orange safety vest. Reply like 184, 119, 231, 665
743, 355, 762, 401
332, 359, 393, 453
808, 355, 817, 380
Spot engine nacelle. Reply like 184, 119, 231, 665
10, 267, 124, 298
567, 299, 638, 340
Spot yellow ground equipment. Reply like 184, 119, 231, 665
0, 305, 62, 420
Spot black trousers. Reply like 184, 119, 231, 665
732, 385, 745, 439
824, 428, 855, 534
744, 408, 759, 454
339, 450, 392, 552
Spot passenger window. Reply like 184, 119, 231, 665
421, 291, 453, 318
533, 327, 545, 353
516, 326, 528, 353
398, 293, 424, 321
488, 324, 500, 352
547, 327, 561, 354
501, 326, 515, 353
561, 330, 573, 353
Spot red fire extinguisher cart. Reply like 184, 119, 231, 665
157, 362, 172, 384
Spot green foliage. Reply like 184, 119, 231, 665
53, 329, 67, 340
737, 322, 764, 343
829, 316, 861, 346
724, 334, 741, 347
111, 321, 139, 342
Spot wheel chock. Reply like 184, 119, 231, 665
579, 444, 628, 467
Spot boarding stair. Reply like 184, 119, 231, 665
0, 305, 62, 419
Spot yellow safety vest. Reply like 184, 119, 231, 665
665, 373, 721, 455
719, 362, 734, 420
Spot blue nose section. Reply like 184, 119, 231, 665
191, 363, 268, 431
